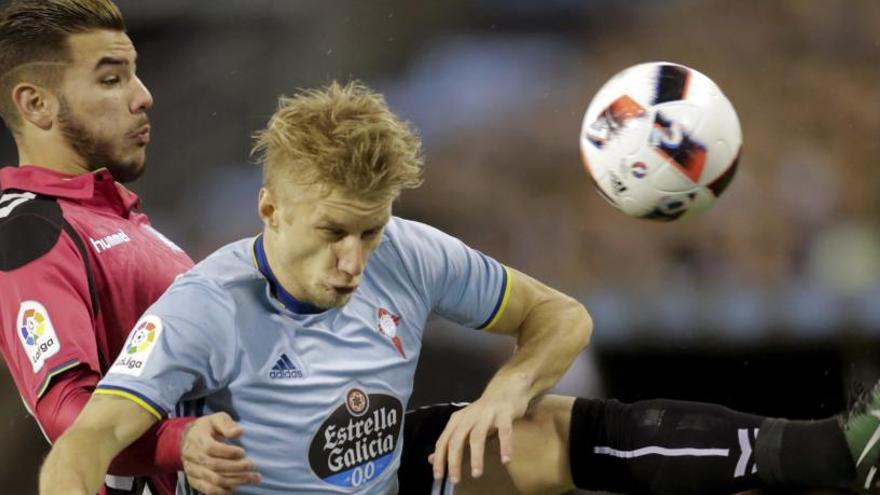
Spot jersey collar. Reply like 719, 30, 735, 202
0, 165, 141, 216
253, 234, 326, 315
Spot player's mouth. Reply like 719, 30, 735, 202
131, 125, 151, 145
331, 285, 358, 295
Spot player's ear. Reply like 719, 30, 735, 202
12, 82, 56, 131
258, 186, 279, 230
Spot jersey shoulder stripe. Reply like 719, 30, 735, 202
36, 358, 81, 398
477, 264, 511, 330
93, 385, 165, 420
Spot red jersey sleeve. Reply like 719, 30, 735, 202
0, 194, 101, 412
36, 365, 192, 475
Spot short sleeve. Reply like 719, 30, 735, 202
95, 278, 237, 419
0, 195, 100, 411
386, 219, 510, 329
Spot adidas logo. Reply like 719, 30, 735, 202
269, 353, 303, 380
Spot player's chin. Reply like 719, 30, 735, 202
324, 290, 354, 309
109, 155, 146, 183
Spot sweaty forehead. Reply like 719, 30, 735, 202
311, 190, 393, 227
66, 29, 136, 67
316, 197, 391, 221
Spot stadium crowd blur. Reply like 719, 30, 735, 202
1, 0, 878, 492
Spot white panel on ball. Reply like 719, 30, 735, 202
580, 61, 742, 221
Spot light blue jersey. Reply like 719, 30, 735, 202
96, 217, 510, 494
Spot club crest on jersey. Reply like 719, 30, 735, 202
110, 315, 163, 377
309, 388, 403, 489
16, 301, 60, 372
376, 308, 405, 358
346, 388, 369, 416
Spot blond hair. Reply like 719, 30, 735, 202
252, 81, 424, 200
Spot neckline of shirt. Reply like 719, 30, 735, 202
0, 165, 140, 215
252, 234, 327, 316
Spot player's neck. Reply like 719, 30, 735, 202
16, 134, 92, 176
261, 231, 313, 305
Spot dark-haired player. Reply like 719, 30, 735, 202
0, 1, 259, 493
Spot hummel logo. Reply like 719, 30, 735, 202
90, 229, 131, 253
269, 353, 303, 380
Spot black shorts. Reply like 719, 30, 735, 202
399, 402, 467, 494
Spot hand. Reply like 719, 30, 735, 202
429, 394, 530, 485
181, 412, 261, 495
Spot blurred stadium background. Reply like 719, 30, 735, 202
1, 0, 879, 492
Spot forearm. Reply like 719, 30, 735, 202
484, 296, 592, 400
429, 295, 592, 482
40, 427, 116, 495
109, 417, 192, 475
40, 394, 159, 495
38, 367, 191, 475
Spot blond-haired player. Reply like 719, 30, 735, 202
41, 82, 880, 495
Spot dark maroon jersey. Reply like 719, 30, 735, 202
0, 165, 194, 408
0, 165, 194, 494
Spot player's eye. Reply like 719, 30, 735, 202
361, 228, 381, 240
100, 75, 121, 86
319, 227, 346, 240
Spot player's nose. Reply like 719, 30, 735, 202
131, 75, 154, 113
336, 238, 365, 278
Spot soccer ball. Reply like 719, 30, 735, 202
579, 62, 741, 221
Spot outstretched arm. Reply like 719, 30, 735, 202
39, 394, 156, 495
36, 365, 194, 475
432, 267, 592, 483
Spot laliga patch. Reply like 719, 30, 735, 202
109, 315, 163, 377
17, 301, 60, 372
309, 389, 403, 489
